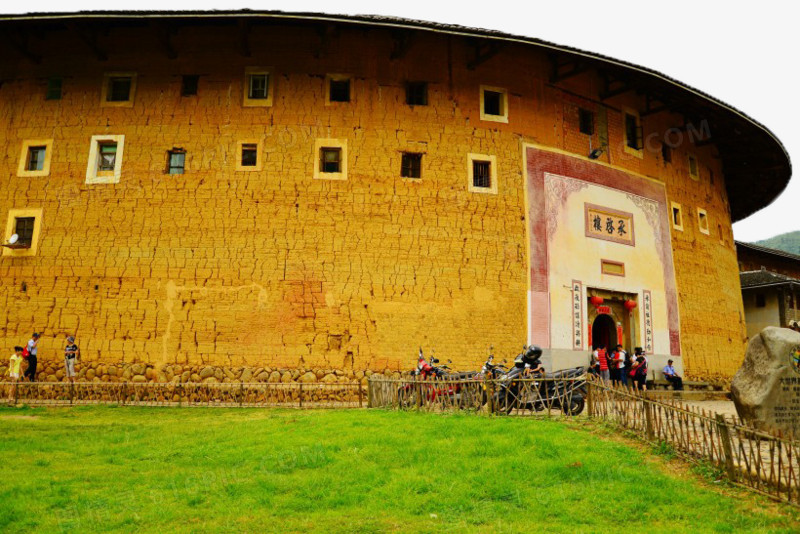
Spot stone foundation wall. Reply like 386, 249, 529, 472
0, 360, 398, 385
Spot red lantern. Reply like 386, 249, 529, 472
624, 299, 637, 311
590, 295, 604, 307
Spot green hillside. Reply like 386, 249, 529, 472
756, 230, 800, 255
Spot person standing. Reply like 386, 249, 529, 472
597, 345, 610, 382
64, 336, 80, 384
662, 359, 683, 391
631, 347, 648, 391
7, 346, 24, 401
24, 333, 40, 382
613, 344, 627, 386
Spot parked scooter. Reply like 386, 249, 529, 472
492, 345, 586, 415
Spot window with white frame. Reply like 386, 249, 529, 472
467, 153, 498, 194
86, 135, 125, 184
243, 67, 274, 107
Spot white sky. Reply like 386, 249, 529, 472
6, 1, 797, 242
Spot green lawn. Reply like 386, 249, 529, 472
0, 406, 796, 533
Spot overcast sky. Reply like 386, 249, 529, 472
7, 1, 797, 243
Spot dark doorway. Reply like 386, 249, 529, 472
592, 314, 617, 350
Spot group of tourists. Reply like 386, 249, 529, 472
5, 333, 80, 398
588, 344, 683, 391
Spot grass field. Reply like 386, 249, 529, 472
0, 405, 797, 533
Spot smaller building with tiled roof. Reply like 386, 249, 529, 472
737, 242, 800, 337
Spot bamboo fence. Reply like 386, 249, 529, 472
0, 381, 366, 409
367, 375, 587, 417
587, 378, 800, 505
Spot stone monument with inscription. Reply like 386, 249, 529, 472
731, 327, 800, 438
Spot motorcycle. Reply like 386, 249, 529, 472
397, 349, 478, 408
492, 345, 586, 415
470, 352, 509, 407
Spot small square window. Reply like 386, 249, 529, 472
241, 144, 258, 167
329, 79, 350, 103
14, 217, 36, 247
483, 91, 502, 116
107, 76, 133, 102
472, 161, 492, 189
670, 202, 683, 232
3, 208, 43, 257
401, 153, 422, 178
467, 153, 497, 194
86, 135, 124, 184
98, 143, 118, 172
46, 77, 62, 100
167, 149, 185, 174
406, 82, 428, 106
479, 86, 508, 123
756, 293, 766, 308
578, 108, 594, 135
26, 146, 47, 172
17, 139, 53, 177
181, 75, 199, 97
661, 143, 672, 163
697, 208, 710, 235
688, 154, 699, 180
320, 148, 342, 173
248, 74, 269, 100
624, 113, 642, 150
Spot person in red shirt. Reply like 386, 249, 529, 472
595, 345, 610, 382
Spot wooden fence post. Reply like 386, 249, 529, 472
486, 379, 495, 415
239, 381, 244, 407
715, 413, 737, 481
121, 382, 127, 406
415, 380, 423, 409
586, 380, 593, 419
367, 379, 373, 408
644, 399, 655, 441
299, 383, 304, 408
358, 382, 363, 408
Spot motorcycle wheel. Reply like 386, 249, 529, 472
561, 396, 585, 416
493, 391, 516, 415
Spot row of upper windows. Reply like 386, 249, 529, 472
38, 71, 706, 178
669, 201, 728, 245
14, 137, 500, 193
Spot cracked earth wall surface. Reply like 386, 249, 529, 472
0, 22, 745, 376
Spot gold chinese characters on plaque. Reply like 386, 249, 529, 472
584, 203, 635, 246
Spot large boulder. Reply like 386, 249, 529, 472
731, 327, 800, 437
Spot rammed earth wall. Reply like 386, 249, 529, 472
0, 18, 749, 378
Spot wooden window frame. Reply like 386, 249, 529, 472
46, 77, 62, 100
400, 152, 423, 179
670, 202, 684, 232
313, 138, 348, 181
100, 72, 137, 108
166, 149, 186, 175
697, 207, 710, 235
623, 108, 644, 158
688, 154, 700, 180
236, 140, 263, 172
243, 67, 274, 107
326, 74, 352, 105
17, 139, 53, 177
